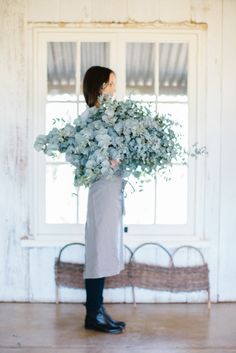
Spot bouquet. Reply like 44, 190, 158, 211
34, 96, 206, 188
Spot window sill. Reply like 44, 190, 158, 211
20, 234, 211, 248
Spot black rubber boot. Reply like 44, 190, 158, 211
85, 307, 124, 334
100, 305, 126, 328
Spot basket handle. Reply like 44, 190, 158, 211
172, 245, 206, 265
124, 244, 133, 260
129, 242, 174, 266
57, 242, 85, 262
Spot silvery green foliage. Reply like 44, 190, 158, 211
34, 96, 206, 187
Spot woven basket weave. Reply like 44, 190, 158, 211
55, 260, 84, 289
128, 243, 209, 292
129, 262, 209, 292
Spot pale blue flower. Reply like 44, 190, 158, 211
34, 134, 47, 152
34, 95, 206, 187
62, 124, 76, 137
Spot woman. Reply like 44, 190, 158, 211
82, 66, 126, 334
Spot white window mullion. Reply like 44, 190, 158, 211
115, 34, 126, 99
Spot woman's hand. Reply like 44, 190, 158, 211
110, 159, 120, 169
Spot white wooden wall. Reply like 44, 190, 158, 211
218, 0, 236, 301
0, 0, 29, 301
0, 0, 236, 302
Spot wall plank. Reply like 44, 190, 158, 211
90, 0, 128, 22
204, 0, 223, 302
127, 0, 160, 21
27, 0, 60, 22
0, 0, 29, 301
159, 0, 190, 22
59, 0, 92, 22
190, 0, 212, 23
219, 0, 236, 300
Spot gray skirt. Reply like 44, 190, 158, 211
83, 175, 125, 279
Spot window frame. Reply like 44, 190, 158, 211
29, 27, 206, 242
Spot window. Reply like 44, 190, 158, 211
31, 28, 205, 240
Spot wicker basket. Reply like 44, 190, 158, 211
54, 242, 210, 308
129, 243, 210, 308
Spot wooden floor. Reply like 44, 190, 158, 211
0, 303, 236, 353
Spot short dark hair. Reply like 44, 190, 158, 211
83, 66, 114, 107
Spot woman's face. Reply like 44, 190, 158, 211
102, 73, 116, 96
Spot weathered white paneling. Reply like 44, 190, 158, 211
29, 248, 58, 301
27, 0, 196, 23
127, 0, 160, 21
218, 0, 236, 300
90, 0, 128, 22
190, 0, 212, 23
27, 0, 197, 23
29, 246, 85, 302
28, 247, 84, 303
27, 0, 128, 23
159, 0, 190, 22
204, 0, 223, 302
27, 0, 60, 22
59, 0, 92, 22
0, 0, 29, 301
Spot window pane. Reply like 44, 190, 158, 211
126, 43, 155, 97
158, 101, 188, 149
123, 177, 155, 224
156, 165, 188, 224
47, 42, 76, 97
46, 164, 77, 224
46, 42, 78, 160
156, 43, 189, 224
158, 42, 188, 142
45, 102, 77, 163
159, 42, 188, 97
124, 43, 156, 224
80, 42, 109, 91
